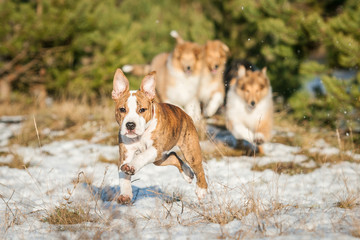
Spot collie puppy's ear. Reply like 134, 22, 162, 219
237, 65, 246, 79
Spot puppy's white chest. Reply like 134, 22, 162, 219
166, 57, 200, 105
227, 88, 271, 130
166, 75, 199, 105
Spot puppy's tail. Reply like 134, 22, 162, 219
122, 64, 152, 76
170, 30, 184, 44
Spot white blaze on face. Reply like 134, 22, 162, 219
121, 91, 147, 138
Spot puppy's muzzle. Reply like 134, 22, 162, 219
248, 101, 256, 110
184, 65, 192, 74
126, 122, 136, 131
209, 64, 219, 74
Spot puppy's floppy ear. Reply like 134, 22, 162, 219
141, 71, 156, 100
112, 68, 129, 100
261, 67, 270, 84
237, 65, 246, 79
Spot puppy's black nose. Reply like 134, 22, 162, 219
251, 101, 256, 106
214, 64, 219, 69
126, 122, 136, 130
186, 66, 191, 71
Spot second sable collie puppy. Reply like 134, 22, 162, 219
226, 65, 273, 153
199, 40, 229, 117
123, 31, 203, 123
112, 69, 208, 204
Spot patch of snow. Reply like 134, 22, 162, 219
1, 122, 360, 239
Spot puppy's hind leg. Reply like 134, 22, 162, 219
154, 152, 194, 183
179, 142, 208, 200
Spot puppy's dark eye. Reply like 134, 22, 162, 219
139, 108, 146, 113
119, 107, 126, 113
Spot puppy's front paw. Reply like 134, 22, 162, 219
254, 133, 265, 145
121, 164, 135, 175
117, 195, 132, 205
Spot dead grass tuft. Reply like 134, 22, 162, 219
202, 142, 249, 161
0, 152, 30, 169
97, 154, 117, 165
304, 150, 356, 165
44, 171, 100, 226
252, 162, 316, 175
252, 149, 358, 176
43, 204, 93, 225
335, 194, 359, 209
271, 132, 302, 147
195, 201, 243, 225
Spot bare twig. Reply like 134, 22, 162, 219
33, 115, 41, 148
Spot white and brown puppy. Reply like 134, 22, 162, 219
112, 69, 208, 204
226, 66, 273, 154
199, 40, 229, 117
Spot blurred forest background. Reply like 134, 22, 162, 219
0, 0, 359, 141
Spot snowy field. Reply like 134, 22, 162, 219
0, 118, 360, 239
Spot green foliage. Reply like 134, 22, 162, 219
289, 74, 359, 134
0, 0, 214, 98
0, 0, 359, 133
288, 0, 360, 132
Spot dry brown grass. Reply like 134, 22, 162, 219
43, 171, 101, 226
249, 110, 359, 175
335, 195, 359, 209
192, 200, 243, 225
251, 150, 358, 176
305, 150, 357, 165
274, 110, 359, 153
0, 151, 30, 169
97, 154, 117, 165
181, 185, 297, 239
202, 142, 249, 161
43, 204, 93, 225
1, 191, 24, 233
2, 98, 118, 147
334, 178, 360, 210
252, 162, 316, 175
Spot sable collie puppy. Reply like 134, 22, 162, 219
123, 31, 203, 123
170, 31, 230, 118
198, 40, 229, 117
225, 65, 273, 153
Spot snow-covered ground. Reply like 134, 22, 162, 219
0, 120, 359, 239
